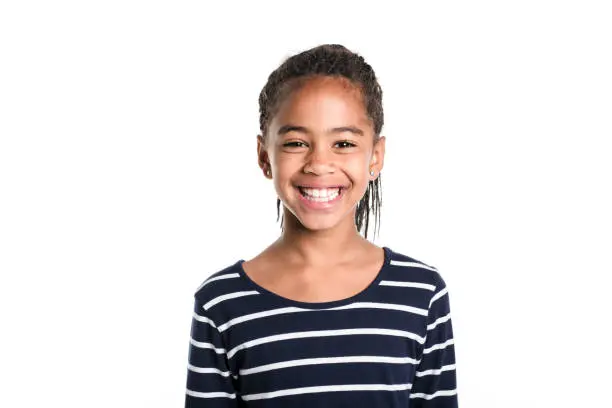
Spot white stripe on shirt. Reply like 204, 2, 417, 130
427, 312, 451, 331
423, 338, 455, 354
389, 260, 438, 272
409, 389, 458, 400
240, 355, 420, 375
203, 290, 259, 310
218, 306, 309, 332
227, 328, 425, 359
187, 363, 231, 376
189, 337, 226, 354
186, 388, 236, 399
218, 302, 427, 332
242, 383, 413, 401
379, 280, 436, 291
429, 287, 448, 307
196, 273, 240, 291
193, 312, 217, 328
415, 364, 456, 377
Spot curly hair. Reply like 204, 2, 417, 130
258, 44, 384, 240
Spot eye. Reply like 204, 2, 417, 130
335, 140, 356, 148
283, 141, 308, 148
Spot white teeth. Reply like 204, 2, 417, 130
300, 188, 341, 202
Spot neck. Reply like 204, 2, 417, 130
274, 208, 370, 267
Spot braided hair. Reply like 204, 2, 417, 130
258, 44, 384, 240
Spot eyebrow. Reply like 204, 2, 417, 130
277, 125, 364, 137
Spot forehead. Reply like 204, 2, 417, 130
272, 76, 371, 128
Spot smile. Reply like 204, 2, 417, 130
296, 186, 346, 208
299, 187, 340, 202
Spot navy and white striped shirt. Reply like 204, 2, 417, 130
185, 247, 458, 407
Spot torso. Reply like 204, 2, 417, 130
241, 244, 385, 303
185, 246, 457, 407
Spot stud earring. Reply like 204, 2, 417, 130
369, 169, 375, 176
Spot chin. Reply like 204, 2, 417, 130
295, 215, 342, 232
283, 203, 354, 233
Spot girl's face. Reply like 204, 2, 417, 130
258, 76, 385, 233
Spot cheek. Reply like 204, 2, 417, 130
271, 156, 302, 191
271, 155, 300, 177
343, 155, 370, 178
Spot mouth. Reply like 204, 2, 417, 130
296, 186, 345, 203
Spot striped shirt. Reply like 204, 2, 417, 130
185, 246, 459, 407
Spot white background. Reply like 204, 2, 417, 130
1, 1, 610, 407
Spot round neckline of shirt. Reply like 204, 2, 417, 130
236, 246, 392, 310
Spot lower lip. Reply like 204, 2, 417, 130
297, 188, 344, 210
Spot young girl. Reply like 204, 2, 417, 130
185, 44, 458, 407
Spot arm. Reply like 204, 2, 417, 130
185, 295, 239, 408
410, 276, 459, 407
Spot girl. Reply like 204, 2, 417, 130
185, 44, 458, 407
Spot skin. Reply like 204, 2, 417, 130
243, 75, 387, 303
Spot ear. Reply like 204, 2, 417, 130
257, 135, 272, 178
370, 136, 386, 178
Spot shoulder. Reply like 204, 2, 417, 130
385, 246, 448, 292
193, 260, 245, 304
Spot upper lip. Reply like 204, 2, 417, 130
296, 184, 346, 189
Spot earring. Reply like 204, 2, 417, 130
369, 169, 375, 176
266, 168, 271, 177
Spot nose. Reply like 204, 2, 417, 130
303, 143, 335, 175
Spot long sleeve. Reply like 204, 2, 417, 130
410, 276, 459, 407
185, 295, 239, 408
